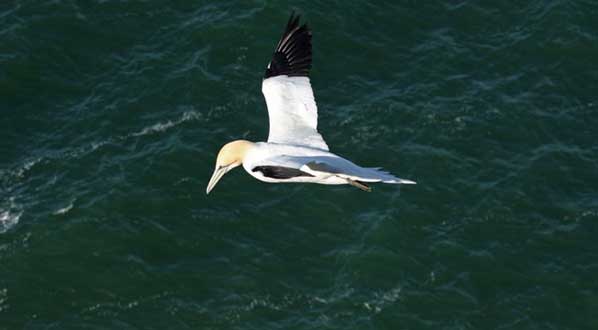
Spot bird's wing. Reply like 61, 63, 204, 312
261, 13, 329, 151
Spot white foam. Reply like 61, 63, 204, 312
131, 111, 203, 137
132, 120, 176, 137
362, 286, 402, 314
13, 157, 42, 178
0, 288, 7, 312
0, 197, 21, 233
53, 202, 74, 215
0, 208, 21, 234
180, 110, 203, 122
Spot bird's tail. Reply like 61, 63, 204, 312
361, 167, 416, 184
303, 161, 416, 185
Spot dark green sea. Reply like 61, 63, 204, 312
2, 1, 598, 329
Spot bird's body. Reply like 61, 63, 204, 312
243, 142, 408, 186
206, 13, 415, 194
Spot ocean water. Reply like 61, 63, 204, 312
2, 1, 598, 329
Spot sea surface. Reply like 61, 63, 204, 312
2, 1, 598, 329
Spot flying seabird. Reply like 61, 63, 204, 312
206, 13, 415, 194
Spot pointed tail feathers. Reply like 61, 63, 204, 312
303, 161, 416, 184
362, 167, 416, 184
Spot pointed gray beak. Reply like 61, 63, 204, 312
206, 165, 230, 195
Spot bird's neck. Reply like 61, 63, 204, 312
227, 140, 255, 164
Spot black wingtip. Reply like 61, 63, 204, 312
264, 12, 312, 79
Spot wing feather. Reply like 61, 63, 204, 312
264, 12, 311, 79
261, 13, 329, 151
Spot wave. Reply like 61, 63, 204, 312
53, 200, 74, 215
131, 110, 203, 137
12, 157, 43, 179
363, 285, 402, 313
0, 198, 21, 234
0, 288, 7, 313
2, 110, 204, 187
220, 284, 404, 324
131, 121, 177, 137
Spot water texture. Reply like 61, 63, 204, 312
2, 1, 598, 329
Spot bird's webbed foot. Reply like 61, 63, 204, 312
346, 178, 372, 192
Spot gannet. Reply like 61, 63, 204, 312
206, 13, 415, 194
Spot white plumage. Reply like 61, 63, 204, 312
262, 76, 329, 151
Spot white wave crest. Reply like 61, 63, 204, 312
0, 288, 7, 313
0, 199, 21, 234
53, 202, 74, 215
13, 157, 42, 178
132, 121, 176, 137
131, 111, 203, 137
1, 110, 204, 189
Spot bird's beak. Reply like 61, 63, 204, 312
206, 165, 231, 195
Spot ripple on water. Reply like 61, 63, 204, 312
215, 284, 406, 327
0, 288, 7, 313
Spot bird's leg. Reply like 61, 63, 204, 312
346, 178, 372, 192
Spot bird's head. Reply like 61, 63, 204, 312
206, 140, 254, 194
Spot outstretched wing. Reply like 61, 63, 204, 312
261, 13, 329, 151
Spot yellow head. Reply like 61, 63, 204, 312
206, 140, 254, 194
